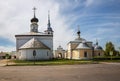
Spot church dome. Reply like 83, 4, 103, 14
94, 45, 103, 50
31, 7, 39, 23
76, 42, 90, 49
74, 26, 86, 42
31, 17, 39, 22
94, 40, 103, 50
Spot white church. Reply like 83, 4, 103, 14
15, 8, 53, 60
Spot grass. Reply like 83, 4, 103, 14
9, 59, 98, 66
96, 60, 120, 63
7, 58, 120, 66
93, 56, 120, 62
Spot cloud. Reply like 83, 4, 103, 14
0, 46, 15, 52
0, 0, 120, 52
85, 0, 94, 7
0, 0, 75, 51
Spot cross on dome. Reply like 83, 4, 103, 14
33, 7, 36, 18
31, 7, 39, 23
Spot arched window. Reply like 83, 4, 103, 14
98, 53, 100, 56
33, 50, 36, 56
84, 51, 87, 57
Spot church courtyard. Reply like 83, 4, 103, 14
0, 63, 119, 81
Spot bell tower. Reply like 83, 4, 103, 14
45, 11, 53, 34
30, 7, 39, 32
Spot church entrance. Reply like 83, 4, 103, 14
58, 53, 62, 58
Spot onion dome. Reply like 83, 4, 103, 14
31, 17, 39, 22
31, 7, 39, 23
75, 25, 86, 42
77, 30, 80, 35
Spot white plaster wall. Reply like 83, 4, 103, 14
67, 43, 72, 59
19, 49, 53, 60
16, 36, 32, 50
16, 35, 53, 51
16, 35, 53, 60
37, 37, 53, 50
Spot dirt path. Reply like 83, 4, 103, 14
0, 64, 119, 81
0, 59, 15, 66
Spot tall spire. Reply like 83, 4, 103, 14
77, 25, 81, 38
48, 10, 51, 28
44, 10, 53, 34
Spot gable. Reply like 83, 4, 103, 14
19, 38, 50, 49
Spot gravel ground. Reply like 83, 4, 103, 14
0, 63, 120, 81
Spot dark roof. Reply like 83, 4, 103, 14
15, 32, 53, 37
31, 17, 39, 22
94, 45, 103, 50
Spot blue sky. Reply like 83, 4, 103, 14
57, 0, 120, 49
0, 0, 120, 51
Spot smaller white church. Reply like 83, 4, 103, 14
66, 27, 104, 60
15, 8, 53, 60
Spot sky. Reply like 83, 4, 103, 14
0, 0, 120, 52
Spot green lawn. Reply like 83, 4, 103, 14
7, 58, 120, 66
9, 59, 98, 66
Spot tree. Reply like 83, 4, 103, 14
105, 42, 116, 56
5, 54, 11, 59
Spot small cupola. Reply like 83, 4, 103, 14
94, 39, 103, 50
31, 7, 39, 23
30, 7, 39, 33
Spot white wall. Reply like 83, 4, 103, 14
19, 49, 53, 60
16, 35, 53, 51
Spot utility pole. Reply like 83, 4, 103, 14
33, 50, 36, 65
33, 38, 36, 65
110, 51, 113, 60
119, 47, 120, 56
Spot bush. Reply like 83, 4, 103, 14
93, 56, 120, 61
5, 54, 11, 59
